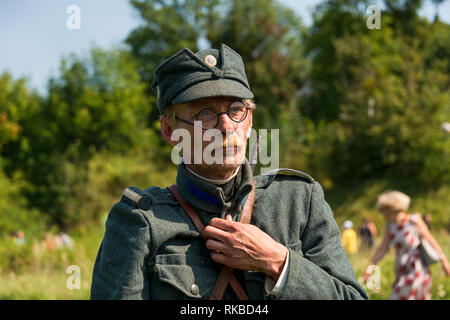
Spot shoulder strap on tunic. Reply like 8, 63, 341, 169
261, 168, 315, 183
120, 186, 178, 210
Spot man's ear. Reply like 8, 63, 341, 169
160, 117, 177, 146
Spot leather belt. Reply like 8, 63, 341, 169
168, 181, 255, 300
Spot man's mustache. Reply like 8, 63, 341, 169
215, 134, 245, 148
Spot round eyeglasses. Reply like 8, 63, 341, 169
175, 101, 250, 130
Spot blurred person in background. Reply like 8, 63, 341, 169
43, 233, 56, 253
14, 230, 26, 246
342, 220, 358, 255
54, 232, 74, 250
59, 232, 74, 249
364, 190, 450, 300
423, 213, 432, 230
359, 218, 377, 250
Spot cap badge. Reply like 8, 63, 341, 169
204, 55, 217, 67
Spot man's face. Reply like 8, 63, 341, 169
165, 96, 253, 175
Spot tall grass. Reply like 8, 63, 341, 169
0, 223, 104, 299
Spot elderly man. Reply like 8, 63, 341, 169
90, 44, 368, 300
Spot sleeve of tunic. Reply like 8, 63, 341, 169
267, 182, 368, 300
90, 201, 151, 300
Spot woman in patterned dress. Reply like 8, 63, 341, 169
363, 190, 450, 300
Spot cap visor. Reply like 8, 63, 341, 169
171, 78, 254, 105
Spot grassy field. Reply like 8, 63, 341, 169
0, 216, 448, 300
0, 222, 104, 300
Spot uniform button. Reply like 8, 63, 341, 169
190, 284, 200, 295
137, 196, 152, 209
204, 54, 217, 67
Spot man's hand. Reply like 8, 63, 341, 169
204, 214, 288, 281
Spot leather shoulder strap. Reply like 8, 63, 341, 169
239, 180, 255, 224
210, 181, 255, 300
167, 183, 255, 300
168, 184, 206, 240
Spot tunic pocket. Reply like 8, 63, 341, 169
151, 253, 219, 300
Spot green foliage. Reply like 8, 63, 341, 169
301, 1, 450, 186
0, 160, 47, 238
301, 0, 371, 121
0, 72, 40, 153
75, 146, 177, 227
0, 225, 95, 299
44, 48, 152, 157
0, 238, 34, 274
2, 48, 154, 228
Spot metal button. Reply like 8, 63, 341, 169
204, 55, 217, 67
190, 284, 200, 295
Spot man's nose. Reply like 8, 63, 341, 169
216, 112, 237, 132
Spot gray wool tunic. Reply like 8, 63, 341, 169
90, 160, 368, 300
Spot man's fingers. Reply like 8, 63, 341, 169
226, 214, 232, 221
204, 225, 229, 242
205, 239, 228, 254
210, 251, 230, 266
209, 217, 235, 231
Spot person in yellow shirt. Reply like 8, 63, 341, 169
342, 220, 358, 255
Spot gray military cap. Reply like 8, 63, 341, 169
152, 43, 254, 114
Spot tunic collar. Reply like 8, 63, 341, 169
176, 159, 254, 218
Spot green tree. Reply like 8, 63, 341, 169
44, 48, 152, 157
4, 48, 154, 228
0, 72, 40, 154
301, 0, 450, 186
301, 0, 371, 122
0, 74, 46, 236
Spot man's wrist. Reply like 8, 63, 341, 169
265, 249, 290, 296
266, 246, 289, 280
